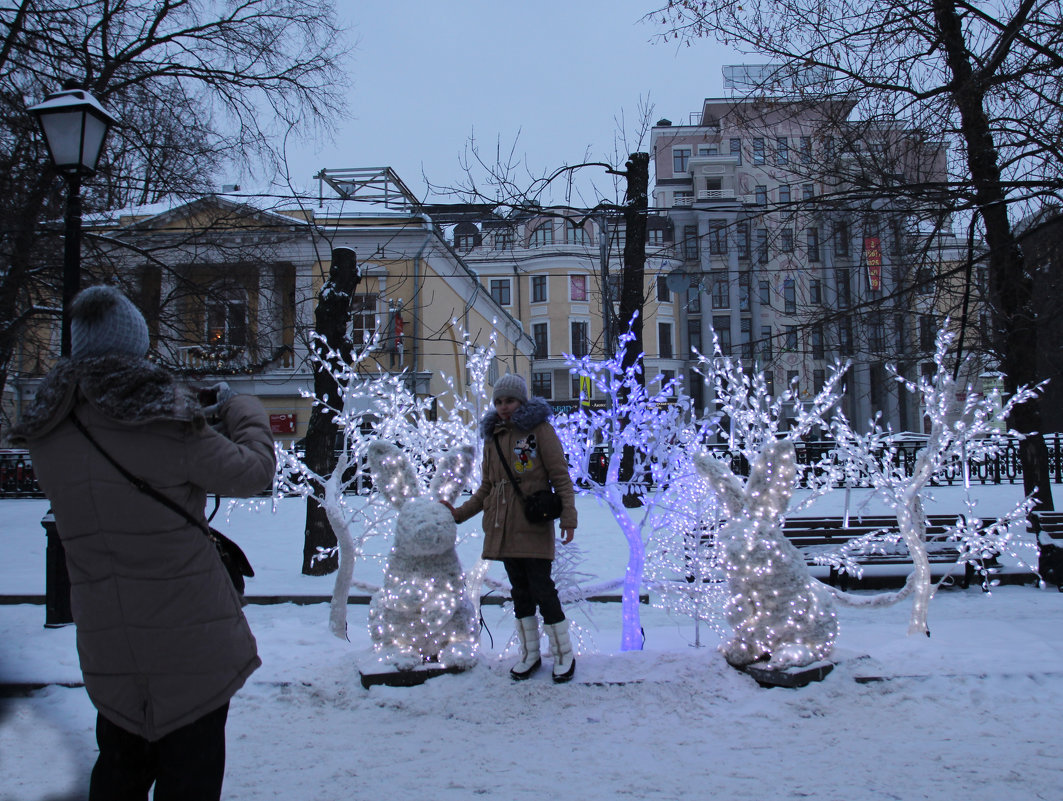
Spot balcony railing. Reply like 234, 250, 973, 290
697, 189, 737, 201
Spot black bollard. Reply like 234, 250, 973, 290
42, 512, 73, 627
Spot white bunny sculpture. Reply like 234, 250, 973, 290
366, 441, 479, 670
693, 439, 838, 669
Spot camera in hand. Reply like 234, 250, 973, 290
197, 387, 218, 406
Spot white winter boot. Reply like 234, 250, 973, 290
510, 616, 542, 680
544, 619, 576, 683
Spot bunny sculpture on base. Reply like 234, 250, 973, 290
365, 441, 479, 671
694, 440, 838, 669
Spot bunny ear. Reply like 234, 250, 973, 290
367, 440, 420, 509
430, 444, 475, 504
692, 451, 746, 517
744, 440, 797, 519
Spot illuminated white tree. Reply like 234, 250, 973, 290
829, 325, 1040, 636
556, 327, 714, 651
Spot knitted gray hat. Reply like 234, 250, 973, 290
493, 372, 528, 403
70, 285, 150, 361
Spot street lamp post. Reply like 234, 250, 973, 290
28, 84, 116, 626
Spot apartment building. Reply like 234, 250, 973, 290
444, 207, 682, 413
649, 69, 974, 432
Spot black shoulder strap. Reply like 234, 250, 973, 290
69, 412, 215, 539
492, 434, 526, 501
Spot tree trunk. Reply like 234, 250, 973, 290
616, 153, 649, 508
933, 0, 1054, 513
302, 248, 359, 575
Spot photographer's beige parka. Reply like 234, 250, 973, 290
12, 355, 275, 741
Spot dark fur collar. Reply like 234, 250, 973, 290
479, 396, 553, 439
10, 356, 205, 442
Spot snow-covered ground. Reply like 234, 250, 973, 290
2, 484, 1062, 801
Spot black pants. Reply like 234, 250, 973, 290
503, 557, 564, 624
89, 702, 229, 801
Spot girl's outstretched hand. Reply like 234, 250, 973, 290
560, 527, 575, 544
439, 500, 458, 521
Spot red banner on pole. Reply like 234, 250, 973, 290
864, 237, 882, 291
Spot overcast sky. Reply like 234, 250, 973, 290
276, 0, 744, 205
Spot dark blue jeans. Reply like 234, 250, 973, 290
503, 557, 564, 625
89, 702, 229, 801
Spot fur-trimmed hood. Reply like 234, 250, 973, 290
10, 355, 205, 442
478, 396, 553, 439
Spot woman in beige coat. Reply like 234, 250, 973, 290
12, 285, 275, 801
447, 373, 578, 682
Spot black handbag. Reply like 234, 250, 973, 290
493, 435, 563, 524
69, 413, 254, 596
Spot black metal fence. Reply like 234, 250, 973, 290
5, 435, 1063, 499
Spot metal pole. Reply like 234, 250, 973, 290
45, 174, 80, 627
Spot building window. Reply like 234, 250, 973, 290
456, 233, 476, 251
915, 265, 936, 295
785, 325, 798, 351
776, 137, 789, 164
755, 185, 768, 206
739, 272, 751, 312
570, 274, 588, 302
532, 371, 552, 399
349, 293, 376, 347
811, 324, 825, 359
206, 284, 248, 348
759, 280, 770, 306
490, 278, 511, 306
835, 268, 850, 308
530, 224, 553, 247
800, 136, 812, 163
493, 229, 514, 250
756, 229, 769, 264
814, 368, 826, 394
648, 228, 665, 246
571, 321, 589, 357
683, 225, 699, 261
869, 316, 885, 352
834, 220, 850, 256
687, 281, 702, 314
709, 220, 728, 254
919, 315, 937, 351
810, 279, 822, 304
531, 275, 547, 303
688, 317, 702, 355
802, 183, 815, 200
839, 319, 853, 355
753, 138, 765, 164
730, 138, 742, 164
783, 278, 796, 313
659, 322, 673, 359
737, 221, 751, 260
807, 227, 820, 262
780, 228, 794, 253
532, 322, 549, 359
713, 315, 732, 355
656, 275, 671, 302
740, 318, 753, 361
571, 374, 584, 400
673, 147, 692, 174
711, 272, 730, 309
760, 325, 773, 360
779, 184, 791, 204
567, 220, 589, 245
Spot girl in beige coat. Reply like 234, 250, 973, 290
448, 373, 578, 682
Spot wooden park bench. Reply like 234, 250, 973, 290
783, 514, 983, 590
1029, 510, 1063, 541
